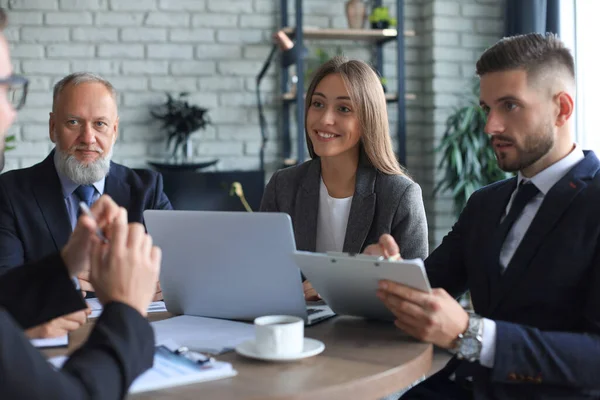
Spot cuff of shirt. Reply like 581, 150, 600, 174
479, 318, 497, 368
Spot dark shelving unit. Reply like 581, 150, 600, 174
279, 0, 411, 166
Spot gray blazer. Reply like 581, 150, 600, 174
260, 158, 429, 259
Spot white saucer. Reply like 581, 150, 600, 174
235, 338, 325, 362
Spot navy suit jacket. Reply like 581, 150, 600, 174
0, 253, 154, 398
425, 151, 600, 399
0, 152, 172, 273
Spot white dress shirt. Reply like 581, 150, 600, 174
316, 178, 353, 253
479, 144, 585, 368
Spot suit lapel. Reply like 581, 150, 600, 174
488, 152, 599, 314
32, 154, 72, 250
293, 160, 320, 252
343, 163, 376, 254
104, 163, 132, 221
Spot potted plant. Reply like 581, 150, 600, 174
435, 81, 512, 217
368, 6, 397, 29
5, 134, 15, 151
304, 47, 343, 89
149, 92, 216, 171
380, 76, 388, 92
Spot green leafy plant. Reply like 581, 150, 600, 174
380, 76, 388, 92
5, 134, 15, 151
150, 92, 210, 162
435, 81, 512, 216
368, 6, 397, 29
304, 47, 343, 88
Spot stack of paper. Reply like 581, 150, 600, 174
152, 315, 255, 355
31, 335, 68, 348
86, 298, 167, 318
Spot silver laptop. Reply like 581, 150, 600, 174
143, 210, 335, 326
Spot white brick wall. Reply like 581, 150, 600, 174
417, 0, 505, 248
4, 0, 504, 246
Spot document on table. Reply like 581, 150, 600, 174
86, 298, 167, 318
31, 335, 68, 348
152, 315, 255, 354
48, 339, 237, 393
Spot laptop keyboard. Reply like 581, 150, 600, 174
307, 308, 321, 315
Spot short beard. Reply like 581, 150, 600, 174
55, 145, 112, 185
495, 121, 554, 173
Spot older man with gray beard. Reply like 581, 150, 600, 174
0, 72, 172, 338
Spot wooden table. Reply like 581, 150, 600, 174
46, 313, 432, 400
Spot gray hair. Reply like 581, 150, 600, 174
52, 72, 117, 113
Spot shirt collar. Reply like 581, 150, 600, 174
517, 143, 585, 195
53, 149, 106, 199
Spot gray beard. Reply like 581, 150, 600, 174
55, 147, 112, 185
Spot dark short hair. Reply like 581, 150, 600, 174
0, 8, 6, 31
476, 33, 574, 81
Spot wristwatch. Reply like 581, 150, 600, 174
452, 312, 484, 362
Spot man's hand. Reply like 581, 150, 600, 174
377, 281, 469, 349
153, 281, 163, 301
25, 309, 91, 339
61, 195, 121, 276
303, 280, 321, 301
363, 234, 401, 259
77, 270, 94, 294
90, 208, 161, 317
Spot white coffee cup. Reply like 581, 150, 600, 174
254, 315, 304, 356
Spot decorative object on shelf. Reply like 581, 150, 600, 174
229, 182, 253, 212
150, 92, 212, 166
368, 6, 397, 29
345, 0, 367, 29
435, 81, 512, 217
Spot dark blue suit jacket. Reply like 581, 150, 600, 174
426, 151, 600, 399
0, 253, 154, 398
0, 152, 172, 273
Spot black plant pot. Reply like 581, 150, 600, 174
147, 159, 219, 173
371, 21, 390, 29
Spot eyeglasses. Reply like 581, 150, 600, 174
0, 74, 29, 110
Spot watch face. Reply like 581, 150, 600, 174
461, 337, 480, 358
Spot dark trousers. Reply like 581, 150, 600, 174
400, 368, 473, 400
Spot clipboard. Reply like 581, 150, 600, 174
293, 251, 431, 321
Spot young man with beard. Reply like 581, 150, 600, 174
0, 72, 171, 338
367, 33, 600, 399
0, 9, 163, 398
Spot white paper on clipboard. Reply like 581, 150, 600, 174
292, 251, 431, 322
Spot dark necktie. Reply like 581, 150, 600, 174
490, 181, 540, 272
74, 185, 96, 299
75, 185, 96, 208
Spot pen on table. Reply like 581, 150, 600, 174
173, 346, 215, 365
78, 201, 108, 243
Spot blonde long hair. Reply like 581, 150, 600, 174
304, 56, 405, 176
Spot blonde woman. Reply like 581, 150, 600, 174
260, 56, 428, 299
